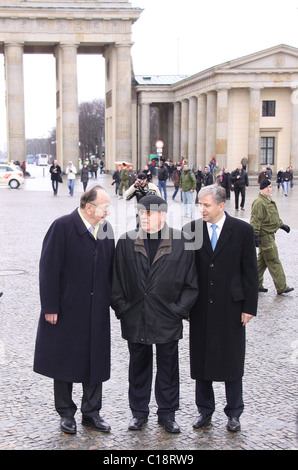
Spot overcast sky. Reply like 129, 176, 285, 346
0, 0, 298, 145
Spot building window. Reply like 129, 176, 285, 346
261, 137, 275, 165
262, 100, 276, 117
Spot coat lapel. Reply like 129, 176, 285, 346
203, 212, 233, 257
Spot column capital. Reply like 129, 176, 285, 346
249, 86, 263, 91
4, 41, 24, 48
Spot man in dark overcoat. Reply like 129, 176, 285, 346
111, 195, 198, 434
183, 184, 258, 432
33, 185, 115, 434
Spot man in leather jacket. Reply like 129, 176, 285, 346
112, 195, 198, 434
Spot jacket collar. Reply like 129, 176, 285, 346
203, 211, 232, 257
72, 208, 108, 238
134, 223, 172, 263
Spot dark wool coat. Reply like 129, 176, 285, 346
111, 225, 198, 345
33, 209, 115, 384
183, 213, 258, 382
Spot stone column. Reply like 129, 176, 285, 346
56, 43, 79, 170
173, 101, 181, 160
216, 87, 229, 168
115, 44, 132, 161
4, 42, 26, 163
197, 94, 207, 165
188, 96, 197, 165
181, 99, 189, 158
140, 102, 150, 169
206, 92, 217, 163
290, 87, 298, 169
167, 105, 174, 159
248, 87, 261, 172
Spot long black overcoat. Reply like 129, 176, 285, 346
184, 213, 258, 382
33, 209, 115, 384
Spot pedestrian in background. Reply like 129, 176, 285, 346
49, 159, 62, 196
180, 162, 196, 218
112, 167, 121, 195
157, 160, 169, 201
183, 184, 258, 433
230, 163, 249, 211
283, 167, 292, 196
80, 163, 89, 192
172, 163, 182, 201
112, 195, 198, 434
276, 168, 284, 189
33, 185, 115, 435
194, 165, 204, 204
250, 179, 294, 295
222, 168, 231, 199
66, 160, 77, 196
118, 163, 130, 199
203, 165, 213, 186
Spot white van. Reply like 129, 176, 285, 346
37, 154, 48, 166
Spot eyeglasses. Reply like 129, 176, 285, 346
138, 210, 159, 217
89, 202, 110, 212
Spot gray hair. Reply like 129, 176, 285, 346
198, 183, 226, 204
80, 184, 107, 209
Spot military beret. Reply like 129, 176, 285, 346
260, 178, 271, 189
137, 195, 168, 212
137, 172, 147, 180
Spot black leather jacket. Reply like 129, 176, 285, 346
111, 225, 198, 344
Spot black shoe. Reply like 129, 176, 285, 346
82, 415, 111, 432
241, 207, 245, 211
60, 417, 76, 434
128, 416, 148, 431
158, 418, 180, 434
193, 413, 212, 429
259, 287, 268, 292
278, 287, 294, 295
0, 292, 3, 297
227, 417, 241, 432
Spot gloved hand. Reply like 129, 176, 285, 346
255, 235, 260, 247
280, 224, 290, 233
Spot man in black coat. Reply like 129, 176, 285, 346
111, 195, 198, 434
230, 163, 249, 211
33, 185, 115, 434
49, 159, 62, 196
183, 184, 258, 432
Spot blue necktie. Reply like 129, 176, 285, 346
211, 224, 218, 251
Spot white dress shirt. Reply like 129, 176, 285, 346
207, 213, 226, 243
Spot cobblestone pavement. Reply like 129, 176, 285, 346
0, 166, 297, 452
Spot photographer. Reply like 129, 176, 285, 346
125, 173, 160, 227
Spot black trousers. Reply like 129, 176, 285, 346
128, 340, 179, 421
234, 186, 246, 209
51, 180, 58, 194
54, 380, 102, 418
195, 378, 244, 418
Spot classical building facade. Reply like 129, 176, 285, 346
133, 44, 298, 173
0, 0, 141, 170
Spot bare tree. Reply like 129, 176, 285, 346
79, 99, 105, 162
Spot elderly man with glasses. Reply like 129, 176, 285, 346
34, 185, 115, 435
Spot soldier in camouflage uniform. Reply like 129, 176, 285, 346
118, 163, 130, 198
250, 179, 294, 295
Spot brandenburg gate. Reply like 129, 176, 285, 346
0, 0, 141, 170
